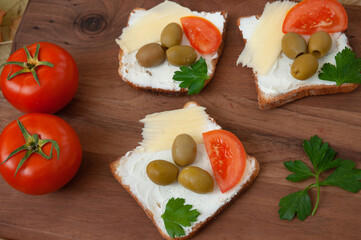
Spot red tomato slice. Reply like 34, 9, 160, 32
181, 16, 222, 54
282, 0, 348, 34
203, 130, 246, 193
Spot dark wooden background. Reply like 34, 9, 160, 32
0, 0, 360, 239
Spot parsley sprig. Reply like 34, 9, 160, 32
279, 135, 361, 221
173, 57, 210, 95
161, 198, 200, 238
318, 47, 361, 86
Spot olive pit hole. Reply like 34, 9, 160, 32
312, 50, 321, 58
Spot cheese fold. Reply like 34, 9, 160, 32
237, 1, 296, 75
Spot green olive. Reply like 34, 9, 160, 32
146, 160, 179, 186
136, 43, 165, 67
161, 23, 183, 48
291, 53, 319, 80
166, 45, 197, 66
172, 134, 197, 167
178, 166, 213, 194
282, 32, 307, 59
308, 31, 332, 58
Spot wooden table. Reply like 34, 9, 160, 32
1, 0, 360, 239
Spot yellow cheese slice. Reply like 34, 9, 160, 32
236, 1, 296, 75
116, 1, 193, 53
140, 106, 211, 152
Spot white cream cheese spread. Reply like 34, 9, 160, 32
115, 103, 256, 236
238, 16, 350, 96
116, 144, 256, 236
117, 8, 226, 91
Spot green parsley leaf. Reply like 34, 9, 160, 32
318, 157, 343, 174
279, 136, 361, 221
318, 47, 361, 86
284, 160, 314, 182
173, 57, 210, 95
163, 219, 185, 239
161, 198, 200, 238
320, 160, 361, 193
302, 135, 338, 173
278, 190, 312, 221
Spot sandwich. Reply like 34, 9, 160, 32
115, 1, 228, 95
110, 101, 260, 239
237, 0, 360, 110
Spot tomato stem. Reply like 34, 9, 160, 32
1, 43, 54, 86
0, 119, 60, 177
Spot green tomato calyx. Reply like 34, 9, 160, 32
2, 43, 54, 86
0, 119, 60, 177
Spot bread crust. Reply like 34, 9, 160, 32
236, 17, 359, 110
117, 9, 228, 95
109, 101, 260, 240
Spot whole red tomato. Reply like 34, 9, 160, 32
0, 113, 82, 195
0, 42, 78, 113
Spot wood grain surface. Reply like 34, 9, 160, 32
1, 0, 360, 239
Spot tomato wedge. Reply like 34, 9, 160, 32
282, 0, 348, 34
203, 130, 246, 193
181, 16, 222, 54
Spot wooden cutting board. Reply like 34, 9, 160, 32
0, 0, 360, 239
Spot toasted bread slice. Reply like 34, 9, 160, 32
110, 102, 260, 240
237, 16, 359, 110
116, 7, 228, 95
